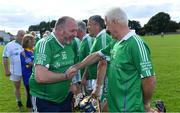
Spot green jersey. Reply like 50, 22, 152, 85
88, 30, 112, 80
71, 37, 82, 83
72, 37, 81, 63
34, 35, 41, 46
29, 33, 75, 103
79, 34, 94, 76
101, 31, 155, 112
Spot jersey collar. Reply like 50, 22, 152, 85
51, 32, 64, 48
82, 34, 89, 40
118, 30, 136, 44
24, 48, 33, 52
96, 29, 106, 38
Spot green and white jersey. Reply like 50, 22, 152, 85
34, 35, 41, 46
71, 37, 81, 83
100, 31, 155, 112
79, 34, 94, 76
72, 37, 81, 64
88, 29, 112, 80
29, 33, 75, 103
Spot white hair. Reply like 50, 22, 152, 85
105, 7, 128, 26
77, 21, 87, 33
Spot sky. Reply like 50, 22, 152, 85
0, 0, 179, 35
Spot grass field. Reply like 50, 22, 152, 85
0, 45, 27, 112
143, 34, 180, 111
0, 34, 180, 112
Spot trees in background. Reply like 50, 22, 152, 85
128, 20, 142, 34
28, 20, 56, 37
143, 12, 179, 35
28, 12, 180, 36
144, 12, 170, 34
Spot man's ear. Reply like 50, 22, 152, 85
57, 27, 64, 35
112, 19, 118, 24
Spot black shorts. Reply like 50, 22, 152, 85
32, 92, 73, 112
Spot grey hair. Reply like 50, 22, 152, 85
16, 30, 25, 38
105, 7, 128, 25
55, 16, 74, 29
17, 30, 25, 36
77, 21, 87, 33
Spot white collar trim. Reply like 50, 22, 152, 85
119, 30, 136, 43
82, 34, 89, 40
96, 29, 106, 37
51, 32, 64, 48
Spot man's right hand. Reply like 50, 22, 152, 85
65, 66, 78, 79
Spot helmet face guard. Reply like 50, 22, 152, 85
79, 96, 100, 112
72, 93, 84, 111
155, 100, 166, 112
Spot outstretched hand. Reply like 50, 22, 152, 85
65, 66, 78, 79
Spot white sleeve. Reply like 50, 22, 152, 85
2, 44, 11, 58
97, 50, 110, 61
97, 50, 105, 57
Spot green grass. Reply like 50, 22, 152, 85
143, 34, 180, 111
0, 46, 27, 112
0, 34, 180, 112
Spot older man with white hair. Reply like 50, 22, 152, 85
3, 30, 26, 109
66, 7, 156, 112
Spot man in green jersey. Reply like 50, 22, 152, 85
83, 15, 112, 111
67, 7, 156, 112
71, 21, 94, 95
29, 16, 78, 112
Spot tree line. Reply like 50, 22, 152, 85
28, 12, 180, 36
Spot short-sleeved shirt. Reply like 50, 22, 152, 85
20, 49, 34, 86
29, 32, 75, 103
2, 40, 23, 76
87, 30, 112, 79
79, 34, 94, 76
100, 31, 155, 112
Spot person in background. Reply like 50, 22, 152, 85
43, 30, 51, 38
83, 15, 112, 111
20, 34, 34, 111
67, 7, 156, 112
70, 37, 81, 96
2, 30, 25, 109
29, 16, 78, 112
30, 31, 41, 46
71, 21, 94, 95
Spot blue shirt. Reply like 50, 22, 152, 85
20, 49, 34, 86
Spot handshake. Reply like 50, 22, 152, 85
65, 65, 79, 79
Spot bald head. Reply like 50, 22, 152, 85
55, 16, 76, 29
54, 16, 78, 45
